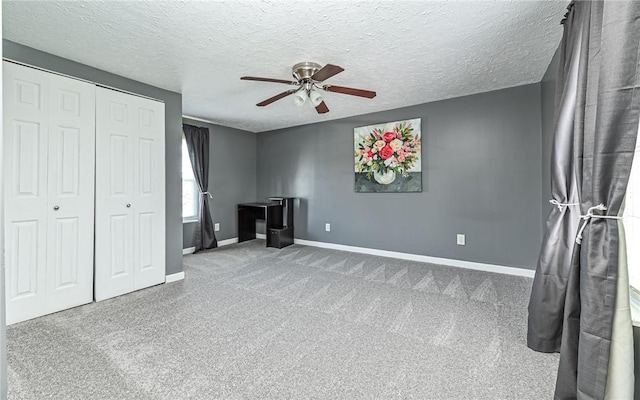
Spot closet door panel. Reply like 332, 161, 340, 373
96, 88, 165, 301
133, 98, 165, 290
95, 88, 135, 301
3, 63, 50, 324
46, 74, 95, 309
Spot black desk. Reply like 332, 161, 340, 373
238, 198, 295, 248
238, 202, 284, 248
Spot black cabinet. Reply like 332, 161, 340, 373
268, 227, 294, 249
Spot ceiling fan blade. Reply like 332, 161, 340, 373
256, 89, 297, 107
323, 85, 376, 99
241, 76, 297, 85
315, 101, 329, 114
310, 64, 344, 82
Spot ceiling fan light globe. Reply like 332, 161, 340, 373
293, 91, 306, 106
310, 91, 323, 107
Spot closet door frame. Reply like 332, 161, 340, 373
4, 60, 167, 315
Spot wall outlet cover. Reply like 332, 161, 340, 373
325, 223, 331, 232
214, 223, 220, 232
456, 234, 466, 246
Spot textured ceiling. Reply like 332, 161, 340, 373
3, 1, 567, 133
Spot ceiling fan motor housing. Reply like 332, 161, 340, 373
292, 62, 322, 81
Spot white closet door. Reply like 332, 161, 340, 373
46, 73, 96, 311
95, 88, 135, 300
3, 61, 95, 324
95, 87, 165, 301
3, 63, 49, 323
132, 95, 165, 291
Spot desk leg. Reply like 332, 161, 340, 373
238, 207, 256, 243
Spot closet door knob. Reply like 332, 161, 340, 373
53, 205, 60, 211
126, 204, 131, 208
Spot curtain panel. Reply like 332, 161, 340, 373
183, 124, 218, 252
527, 2, 583, 354
527, 1, 640, 399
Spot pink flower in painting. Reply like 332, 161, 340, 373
367, 151, 374, 158
383, 132, 396, 143
397, 132, 402, 139
380, 145, 394, 160
398, 155, 406, 162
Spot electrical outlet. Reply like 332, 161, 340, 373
325, 223, 331, 232
214, 223, 220, 232
456, 234, 466, 246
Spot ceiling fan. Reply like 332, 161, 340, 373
241, 62, 376, 114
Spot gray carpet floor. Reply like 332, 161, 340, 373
7, 240, 558, 399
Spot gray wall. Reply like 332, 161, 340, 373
3, 40, 184, 275
182, 118, 257, 248
257, 84, 543, 270
541, 46, 560, 234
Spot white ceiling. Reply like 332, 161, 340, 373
3, 1, 567, 133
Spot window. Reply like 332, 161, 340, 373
182, 135, 199, 222
626, 125, 640, 325
624, 124, 640, 293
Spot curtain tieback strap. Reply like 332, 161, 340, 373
575, 204, 621, 244
549, 199, 580, 211
200, 191, 213, 199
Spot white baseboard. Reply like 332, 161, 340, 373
292, 239, 535, 278
166, 271, 185, 283
218, 237, 239, 247
182, 237, 247, 253
256, 233, 267, 240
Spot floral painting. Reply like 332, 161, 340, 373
354, 118, 422, 192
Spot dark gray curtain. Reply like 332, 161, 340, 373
527, 1, 640, 399
527, 2, 583, 354
183, 124, 217, 251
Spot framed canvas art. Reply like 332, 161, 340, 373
354, 118, 422, 193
